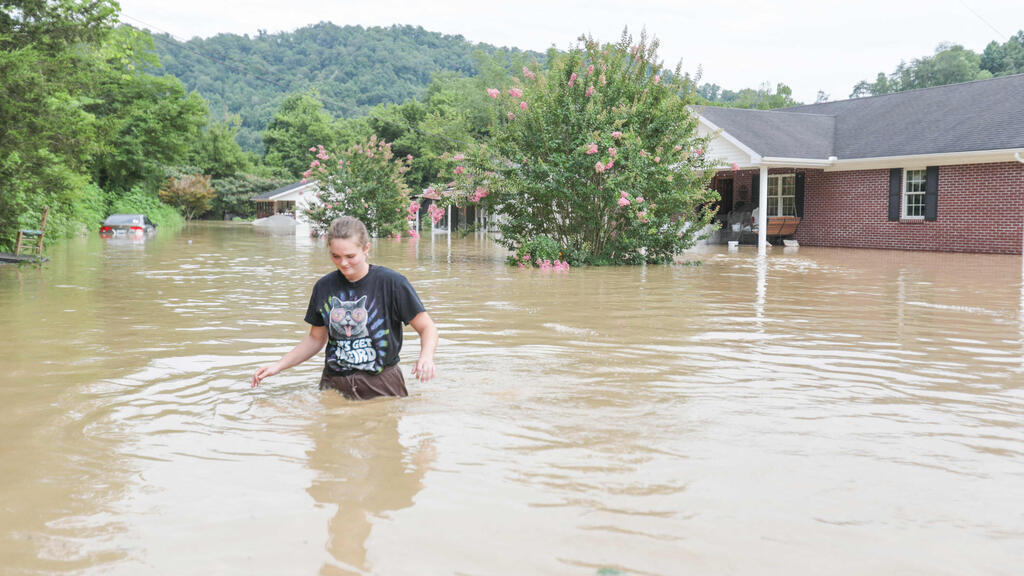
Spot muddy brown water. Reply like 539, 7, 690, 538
1, 221, 1022, 575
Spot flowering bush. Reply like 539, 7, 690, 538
443, 31, 719, 265
302, 136, 413, 238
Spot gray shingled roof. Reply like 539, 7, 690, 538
253, 180, 314, 200
694, 106, 835, 159
695, 73, 1024, 160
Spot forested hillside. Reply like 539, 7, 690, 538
151, 23, 545, 151
849, 32, 1024, 98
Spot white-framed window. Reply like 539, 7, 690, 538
766, 174, 796, 217
903, 169, 926, 219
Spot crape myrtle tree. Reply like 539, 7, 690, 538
439, 30, 718, 266
302, 135, 414, 239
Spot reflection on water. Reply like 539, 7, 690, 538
1, 221, 1023, 575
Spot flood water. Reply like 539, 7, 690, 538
1, 221, 1023, 575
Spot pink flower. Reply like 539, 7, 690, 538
454, 165, 465, 175
696, 147, 703, 155
508, 88, 523, 98
523, 253, 531, 261
638, 211, 648, 223
731, 162, 739, 171
639, 149, 648, 157
653, 75, 660, 85
523, 66, 536, 80
337, 159, 344, 166
611, 131, 622, 139
654, 156, 660, 163
595, 161, 606, 173
599, 74, 607, 85
300, 178, 307, 184
674, 145, 683, 151
604, 160, 614, 170
408, 200, 420, 214
407, 154, 414, 160
518, 263, 526, 269
636, 196, 644, 203
585, 86, 595, 97
520, 101, 528, 110
618, 196, 630, 207
453, 153, 465, 161
409, 229, 420, 239
507, 112, 515, 120
608, 147, 616, 157
586, 143, 599, 155
587, 64, 594, 75
568, 72, 577, 88
487, 88, 500, 99
309, 147, 316, 152
310, 160, 319, 167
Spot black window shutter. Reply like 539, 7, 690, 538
751, 175, 759, 207
888, 168, 901, 221
924, 166, 939, 221
794, 172, 805, 218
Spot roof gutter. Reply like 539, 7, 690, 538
827, 148, 1024, 171
760, 156, 837, 168
1015, 151, 1024, 164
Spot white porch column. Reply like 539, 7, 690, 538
757, 165, 769, 255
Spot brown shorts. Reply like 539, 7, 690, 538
319, 363, 408, 400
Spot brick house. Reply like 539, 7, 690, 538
692, 73, 1024, 254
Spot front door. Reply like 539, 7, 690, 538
715, 178, 734, 218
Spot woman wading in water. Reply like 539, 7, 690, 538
252, 216, 437, 398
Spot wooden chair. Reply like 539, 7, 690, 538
15, 206, 49, 258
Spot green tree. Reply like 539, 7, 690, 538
208, 173, 291, 219
302, 137, 413, 238
88, 27, 209, 192
262, 91, 337, 178
188, 116, 254, 178
981, 30, 1024, 76
0, 0, 120, 248
444, 31, 717, 266
851, 42, 994, 98
158, 174, 215, 220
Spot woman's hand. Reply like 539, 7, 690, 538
252, 362, 281, 388
408, 312, 438, 383
412, 357, 436, 382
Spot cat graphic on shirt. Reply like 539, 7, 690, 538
327, 295, 377, 371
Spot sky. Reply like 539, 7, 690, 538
115, 0, 1024, 104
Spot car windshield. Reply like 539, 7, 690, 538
105, 215, 143, 225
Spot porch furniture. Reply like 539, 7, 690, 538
763, 216, 800, 238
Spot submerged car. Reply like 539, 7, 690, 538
99, 214, 157, 238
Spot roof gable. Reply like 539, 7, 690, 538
253, 180, 318, 200
695, 106, 835, 159
694, 73, 1024, 162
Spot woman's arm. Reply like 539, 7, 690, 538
252, 325, 329, 388
409, 311, 437, 382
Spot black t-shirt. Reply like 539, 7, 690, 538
304, 265, 425, 375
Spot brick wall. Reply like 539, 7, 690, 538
716, 162, 1024, 254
